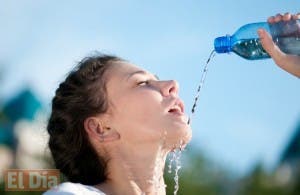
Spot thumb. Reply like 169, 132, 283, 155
257, 28, 285, 63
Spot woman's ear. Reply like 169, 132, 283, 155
84, 117, 102, 137
84, 117, 120, 143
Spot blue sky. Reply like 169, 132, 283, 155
1, 0, 300, 175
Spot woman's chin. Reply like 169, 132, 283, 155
178, 127, 192, 149
165, 125, 192, 151
176, 119, 192, 143
158, 112, 192, 150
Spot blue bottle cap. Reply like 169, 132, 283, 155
214, 35, 232, 53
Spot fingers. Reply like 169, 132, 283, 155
268, 12, 299, 23
267, 14, 282, 23
257, 28, 275, 54
283, 13, 292, 21
292, 13, 300, 20
257, 29, 274, 52
274, 13, 283, 22
267, 16, 274, 23
257, 28, 285, 64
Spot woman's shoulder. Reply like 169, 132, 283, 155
43, 182, 106, 195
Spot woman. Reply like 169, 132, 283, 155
44, 12, 299, 195
44, 54, 192, 195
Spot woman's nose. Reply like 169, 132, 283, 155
159, 80, 179, 97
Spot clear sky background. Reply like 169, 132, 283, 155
1, 0, 299, 176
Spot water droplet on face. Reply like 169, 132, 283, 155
160, 130, 168, 147
179, 139, 184, 151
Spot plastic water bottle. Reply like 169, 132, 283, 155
214, 19, 300, 60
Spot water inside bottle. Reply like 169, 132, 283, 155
232, 37, 300, 60
232, 38, 269, 60
276, 37, 300, 54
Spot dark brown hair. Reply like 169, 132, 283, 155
47, 53, 123, 185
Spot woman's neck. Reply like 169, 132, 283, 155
96, 143, 168, 195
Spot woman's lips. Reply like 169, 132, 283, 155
167, 98, 185, 114
166, 98, 189, 124
168, 107, 183, 115
168, 109, 189, 124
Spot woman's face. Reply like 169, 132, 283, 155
105, 61, 192, 149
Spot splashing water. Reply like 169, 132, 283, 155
168, 151, 176, 173
173, 148, 182, 195
187, 50, 216, 125
167, 140, 184, 195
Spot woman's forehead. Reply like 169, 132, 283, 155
110, 61, 148, 79
105, 62, 147, 98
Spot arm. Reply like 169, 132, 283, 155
257, 13, 300, 78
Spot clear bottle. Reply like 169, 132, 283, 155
214, 19, 300, 60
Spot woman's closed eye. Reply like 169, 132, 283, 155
137, 80, 150, 86
135, 75, 159, 86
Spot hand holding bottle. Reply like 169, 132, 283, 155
258, 13, 300, 78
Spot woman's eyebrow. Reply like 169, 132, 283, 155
126, 70, 159, 81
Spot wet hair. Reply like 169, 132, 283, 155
47, 53, 123, 185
